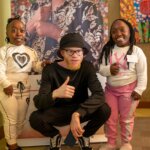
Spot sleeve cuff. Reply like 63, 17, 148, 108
33, 61, 43, 73
76, 108, 87, 118
1, 80, 11, 88
134, 88, 144, 96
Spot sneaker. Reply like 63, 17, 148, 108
99, 144, 117, 150
78, 136, 93, 150
49, 134, 62, 150
120, 143, 132, 150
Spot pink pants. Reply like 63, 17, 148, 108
105, 81, 139, 146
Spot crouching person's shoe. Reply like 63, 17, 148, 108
49, 134, 62, 150
120, 143, 132, 150
78, 136, 93, 150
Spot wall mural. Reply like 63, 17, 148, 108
120, 0, 150, 43
10, 0, 108, 145
11, 0, 108, 70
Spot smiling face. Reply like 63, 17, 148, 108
6, 20, 25, 46
111, 20, 130, 47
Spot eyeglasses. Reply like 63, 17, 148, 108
63, 49, 83, 56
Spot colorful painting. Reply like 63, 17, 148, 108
120, 0, 150, 43
11, 0, 108, 70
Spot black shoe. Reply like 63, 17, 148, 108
49, 134, 62, 150
6, 143, 22, 150
6, 147, 22, 150
49, 148, 60, 150
78, 136, 93, 150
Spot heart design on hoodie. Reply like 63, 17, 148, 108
13, 53, 30, 68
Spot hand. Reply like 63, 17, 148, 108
3, 85, 13, 96
35, 21, 51, 36
52, 76, 75, 99
26, 5, 51, 33
131, 91, 141, 101
34, 21, 61, 40
41, 60, 51, 67
70, 112, 85, 140
110, 63, 119, 75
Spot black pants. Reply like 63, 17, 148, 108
29, 103, 111, 138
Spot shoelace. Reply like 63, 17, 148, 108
50, 134, 62, 149
17, 81, 25, 98
78, 136, 90, 148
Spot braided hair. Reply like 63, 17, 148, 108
99, 19, 136, 68
5, 16, 22, 43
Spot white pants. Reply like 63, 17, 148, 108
0, 73, 30, 145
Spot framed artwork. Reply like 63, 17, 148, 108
120, 0, 150, 43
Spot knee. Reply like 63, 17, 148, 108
29, 111, 42, 130
98, 103, 111, 121
103, 103, 111, 120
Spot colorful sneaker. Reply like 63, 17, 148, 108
120, 143, 132, 150
99, 144, 117, 150
78, 136, 93, 150
49, 134, 62, 150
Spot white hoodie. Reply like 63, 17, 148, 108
0, 44, 42, 88
99, 45, 147, 95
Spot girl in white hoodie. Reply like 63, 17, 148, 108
0, 16, 44, 150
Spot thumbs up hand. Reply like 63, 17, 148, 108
52, 76, 75, 99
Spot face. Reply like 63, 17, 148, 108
60, 47, 84, 70
6, 20, 25, 46
111, 20, 130, 47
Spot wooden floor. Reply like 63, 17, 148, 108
0, 110, 150, 150
130, 117, 150, 150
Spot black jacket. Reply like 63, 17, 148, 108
33, 60, 105, 118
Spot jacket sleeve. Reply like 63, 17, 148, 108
32, 49, 43, 73
33, 65, 55, 110
99, 56, 111, 77
0, 47, 11, 88
134, 47, 147, 95
76, 63, 106, 118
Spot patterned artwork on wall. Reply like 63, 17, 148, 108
11, 0, 108, 70
120, 0, 150, 43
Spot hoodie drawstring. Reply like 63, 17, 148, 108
17, 81, 25, 98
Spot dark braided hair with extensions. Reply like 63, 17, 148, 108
5, 15, 22, 43
99, 18, 136, 68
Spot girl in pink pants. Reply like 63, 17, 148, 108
99, 19, 147, 150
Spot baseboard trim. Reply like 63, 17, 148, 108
0, 126, 4, 140
138, 101, 150, 108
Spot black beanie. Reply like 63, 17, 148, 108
57, 33, 89, 58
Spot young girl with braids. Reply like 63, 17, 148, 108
99, 19, 147, 150
0, 16, 48, 150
